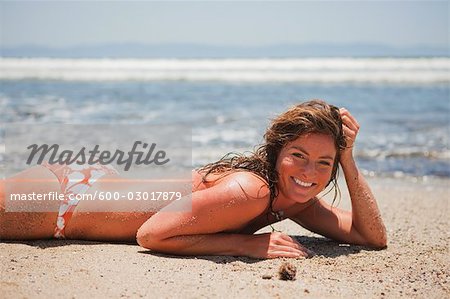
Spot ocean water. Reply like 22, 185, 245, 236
0, 57, 449, 178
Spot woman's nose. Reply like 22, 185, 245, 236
300, 161, 316, 178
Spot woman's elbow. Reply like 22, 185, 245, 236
136, 227, 163, 249
366, 234, 388, 249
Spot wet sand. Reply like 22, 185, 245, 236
1, 176, 449, 298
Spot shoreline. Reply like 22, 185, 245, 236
1, 176, 449, 298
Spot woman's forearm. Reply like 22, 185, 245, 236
138, 232, 249, 257
138, 231, 309, 259
340, 154, 387, 247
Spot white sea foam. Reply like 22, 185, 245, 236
1, 58, 449, 84
193, 128, 258, 145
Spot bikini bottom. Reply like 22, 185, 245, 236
41, 162, 118, 239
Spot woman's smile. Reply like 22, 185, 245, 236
291, 176, 316, 188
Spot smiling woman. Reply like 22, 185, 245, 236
0, 100, 387, 259
136, 100, 387, 258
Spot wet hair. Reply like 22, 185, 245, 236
198, 99, 347, 210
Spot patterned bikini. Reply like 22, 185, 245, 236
41, 162, 118, 239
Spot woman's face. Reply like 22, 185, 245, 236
276, 133, 336, 203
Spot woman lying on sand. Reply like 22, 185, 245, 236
0, 100, 387, 258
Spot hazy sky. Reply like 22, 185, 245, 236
1, 1, 448, 48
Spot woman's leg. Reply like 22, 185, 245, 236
1, 167, 199, 242
0, 166, 61, 240
0, 165, 154, 242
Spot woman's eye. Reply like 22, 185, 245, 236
319, 161, 331, 167
293, 153, 305, 159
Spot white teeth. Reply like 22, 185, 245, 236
293, 177, 313, 187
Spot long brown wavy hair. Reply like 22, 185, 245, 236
198, 99, 347, 210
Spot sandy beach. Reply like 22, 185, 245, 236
1, 176, 448, 298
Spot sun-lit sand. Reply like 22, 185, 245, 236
1, 176, 448, 298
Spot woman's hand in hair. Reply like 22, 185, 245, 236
339, 108, 360, 159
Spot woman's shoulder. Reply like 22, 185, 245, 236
194, 169, 270, 201
225, 171, 270, 197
